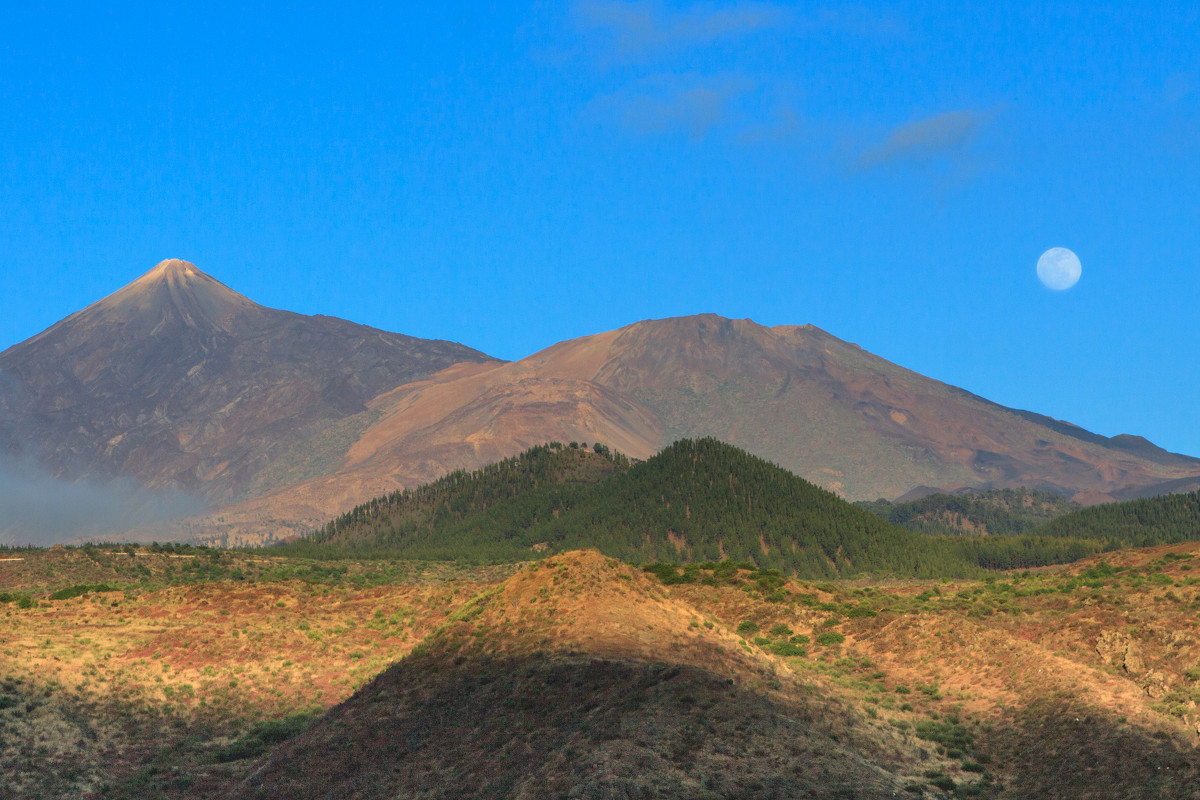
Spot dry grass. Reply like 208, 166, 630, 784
3, 543, 1199, 799
0, 549, 509, 799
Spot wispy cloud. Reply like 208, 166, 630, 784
591, 74, 755, 138
576, 1, 789, 57
855, 109, 996, 170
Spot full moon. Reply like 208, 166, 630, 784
1037, 247, 1082, 290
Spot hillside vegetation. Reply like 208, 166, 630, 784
282, 439, 1118, 578
1035, 489, 1200, 547
858, 488, 1081, 537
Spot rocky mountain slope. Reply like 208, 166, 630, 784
0, 260, 495, 502
217, 315, 1200, 542
5, 261, 1199, 544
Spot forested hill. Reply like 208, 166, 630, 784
282, 439, 1117, 578
305, 442, 630, 548
857, 488, 1081, 537
1033, 489, 1200, 547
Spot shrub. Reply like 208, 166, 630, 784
815, 631, 845, 646
769, 623, 793, 638
642, 563, 697, 585
736, 620, 760, 635
767, 641, 806, 657
50, 583, 120, 601
914, 719, 972, 751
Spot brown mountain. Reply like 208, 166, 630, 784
0, 259, 496, 502
207, 314, 1200, 542
5, 267, 1198, 544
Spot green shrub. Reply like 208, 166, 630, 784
769, 623, 793, 638
736, 620, 760, 635
914, 719, 972, 750
767, 641, 806, 657
815, 631, 845, 646
50, 583, 120, 601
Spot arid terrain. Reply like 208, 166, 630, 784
2, 542, 1197, 799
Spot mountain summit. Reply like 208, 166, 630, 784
0, 260, 496, 500
81, 258, 262, 333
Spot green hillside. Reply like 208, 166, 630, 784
284, 439, 1129, 578
1034, 489, 1200, 547
300, 441, 629, 552
858, 488, 1080, 537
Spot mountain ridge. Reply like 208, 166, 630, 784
5, 261, 1200, 544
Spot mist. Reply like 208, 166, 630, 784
0, 459, 207, 546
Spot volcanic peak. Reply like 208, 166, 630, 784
87, 257, 262, 334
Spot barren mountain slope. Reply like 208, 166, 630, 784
0, 260, 495, 501
211, 314, 1200, 541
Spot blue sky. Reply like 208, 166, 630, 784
2, 1, 1198, 456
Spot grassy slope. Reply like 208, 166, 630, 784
238, 547, 1200, 800
2, 544, 1199, 798
0, 546, 514, 799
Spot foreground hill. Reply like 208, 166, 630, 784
2, 544, 1198, 798
0, 259, 494, 505
237, 548, 1200, 800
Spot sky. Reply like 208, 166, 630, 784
1, 1, 1198, 456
